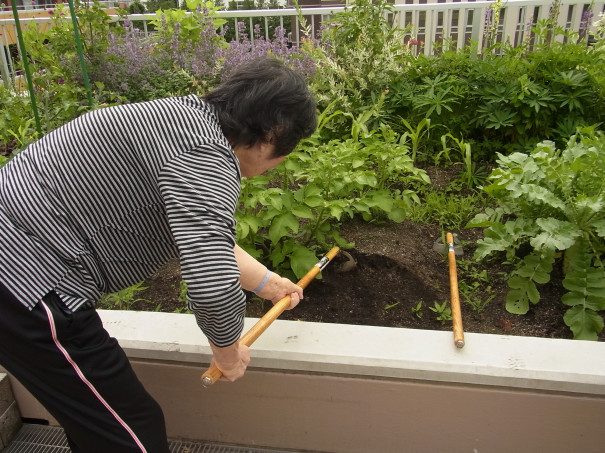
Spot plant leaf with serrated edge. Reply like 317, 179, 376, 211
530, 218, 581, 250
507, 275, 541, 304
562, 269, 605, 311
473, 224, 510, 259
520, 184, 567, 210
563, 306, 604, 340
591, 219, 605, 238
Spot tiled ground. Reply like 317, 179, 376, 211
4, 424, 301, 453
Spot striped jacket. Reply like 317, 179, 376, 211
0, 95, 247, 347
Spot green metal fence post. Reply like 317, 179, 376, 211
66, 0, 93, 107
10, 1, 42, 136
0, 26, 12, 90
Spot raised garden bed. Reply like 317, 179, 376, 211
138, 217, 602, 342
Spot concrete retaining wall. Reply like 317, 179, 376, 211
5, 311, 605, 452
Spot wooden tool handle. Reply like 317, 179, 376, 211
447, 233, 465, 348
202, 246, 340, 386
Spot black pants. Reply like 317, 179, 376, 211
0, 282, 170, 453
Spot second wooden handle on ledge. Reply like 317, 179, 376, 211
447, 233, 465, 348
201, 246, 341, 386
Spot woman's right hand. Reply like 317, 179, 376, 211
209, 341, 251, 382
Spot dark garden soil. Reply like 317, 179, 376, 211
138, 218, 605, 342
135, 164, 605, 342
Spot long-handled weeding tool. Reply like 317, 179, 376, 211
447, 233, 465, 348
201, 246, 341, 386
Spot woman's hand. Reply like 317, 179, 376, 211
255, 272, 303, 309
209, 341, 251, 382
234, 244, 303, 309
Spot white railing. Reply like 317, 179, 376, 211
1, 0, 604, 87
1, 1, 121, 11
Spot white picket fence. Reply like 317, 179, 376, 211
1, 0, 603, 87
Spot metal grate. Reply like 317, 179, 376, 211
4, 424, 70, 452
4, 425, 308, 453
170, 440, 207, 453
200, 446, 298, 453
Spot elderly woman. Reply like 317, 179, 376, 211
0, 57, 317, 453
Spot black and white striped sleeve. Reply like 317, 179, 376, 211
158, 144, 246, 347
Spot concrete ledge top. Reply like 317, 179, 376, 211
98, 310, 605, 395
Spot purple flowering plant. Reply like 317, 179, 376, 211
219, 23, 316, 81
84, 0, 314, 101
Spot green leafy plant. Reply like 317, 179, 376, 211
310, 0, 413, 136
429, 301, 452, 325
384, 15, 605, 161
15, 2, 123, 133
151, 0, 226, 50
98, 282, 151, 310
462, 289, 495, 314
384, 301, 401, 311
400, 118, 431, 163
456, 259, 495, 313
6, 119, 36, 153
178, 279, 188, 305
411, 74, 461, 120
411, 300, 424, 318
440, 133, 488, 189
0, 86, 38, 157
407, 190, 485, 231
468, 130, 605, 339
235, 104, 429, 280
128, 1, 146, 14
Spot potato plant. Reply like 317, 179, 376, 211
235, 110, 430, 280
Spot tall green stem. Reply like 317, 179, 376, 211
67, 0, 93, 107
10, 1, 42, 135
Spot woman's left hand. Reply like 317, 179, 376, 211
255, 273, 303, 310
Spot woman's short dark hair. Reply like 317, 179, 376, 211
203, 57, 317, 157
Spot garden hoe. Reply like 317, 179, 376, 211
201, 246, 341, 386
